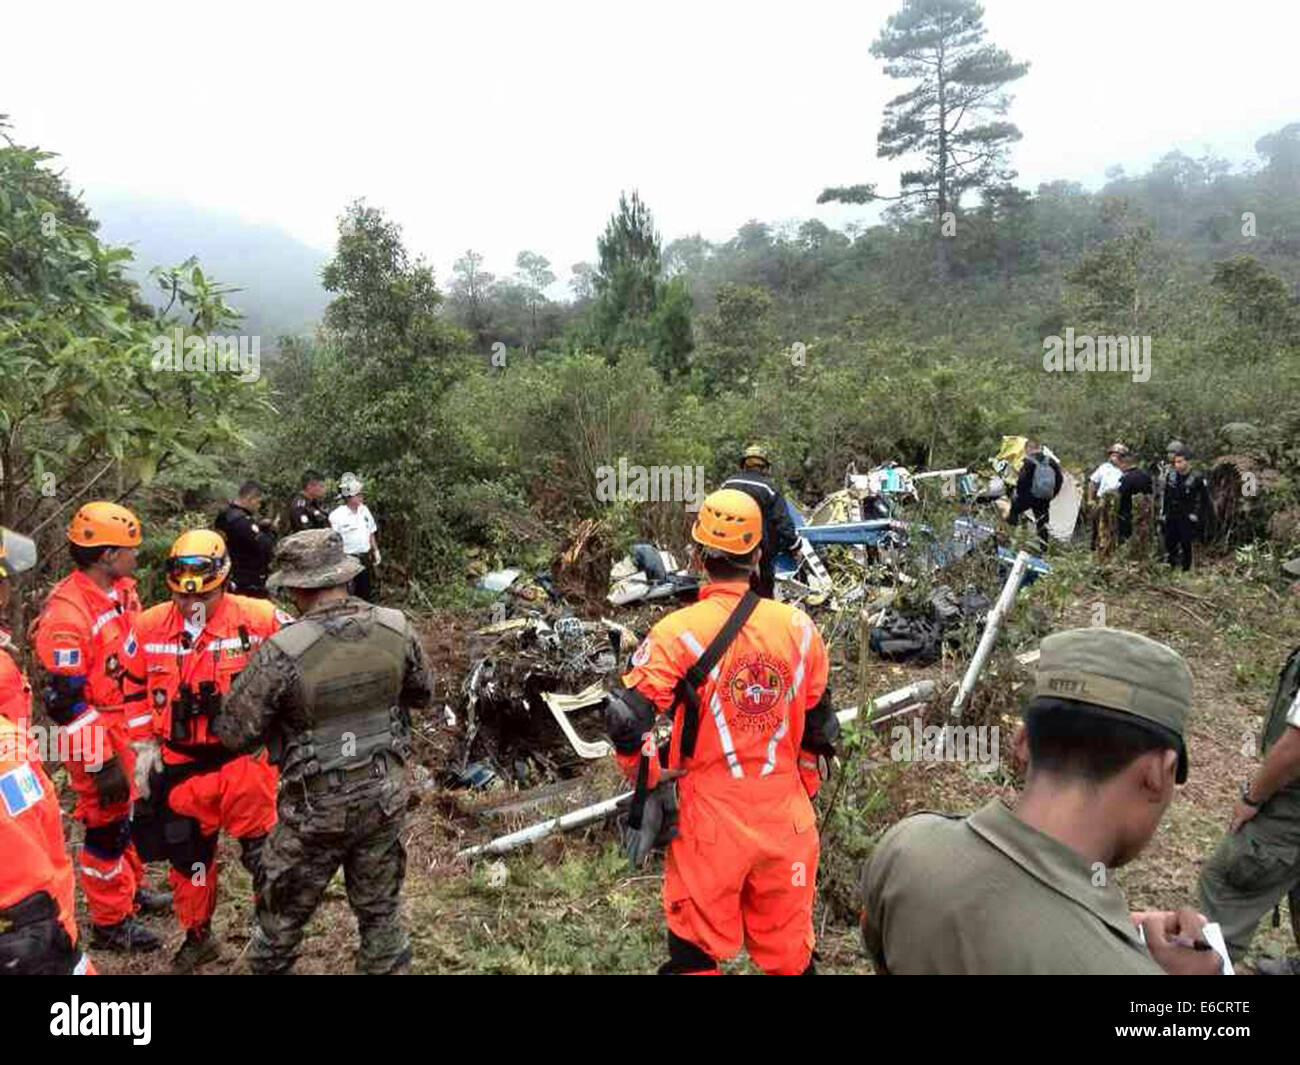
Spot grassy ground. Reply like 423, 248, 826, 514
87, 545, 1300, 975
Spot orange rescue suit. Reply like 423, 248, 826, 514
34, 570, 148, 927
136, 592, 284, 931
620, 580, 830, 974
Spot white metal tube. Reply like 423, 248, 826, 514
835, 679, 938, 725
457, 792, 632, 859
950, 549, 1030, 720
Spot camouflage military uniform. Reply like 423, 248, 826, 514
215, 536, 432, 975
1199, 648, 1300, 962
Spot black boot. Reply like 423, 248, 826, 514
90, 916, 162, 953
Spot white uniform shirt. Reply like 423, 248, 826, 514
1089, 461, 1123, 496
329, 503, 377, 555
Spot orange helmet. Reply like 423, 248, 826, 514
166, 530, 231, 594
692, 489, 762, 557
67, 502, 142, 547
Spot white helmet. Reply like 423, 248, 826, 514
339, 472, 363, 498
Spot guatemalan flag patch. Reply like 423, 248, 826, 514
0, 763, 44, 817
53, 648, 81, 668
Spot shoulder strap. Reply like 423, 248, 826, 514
371, 605, 409, 637
677, 589, 761, 759
628, 589, 761, 833
269, 615, 326, 659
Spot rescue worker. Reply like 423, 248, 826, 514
131, 530, 290, 972
1161, 443, 1213, 571
214, 481, 277, 598
0, 527, 96, 975
861, 628, 1221, 975
289, 470, 331, 532
720, 445, 799, 600
605, 489, 837, 974
214, 529, 433, 974
328, 473, 380, 602
1006, 439, 1063, 553
34, 502, 167, 952
1198, 643, 1300, 971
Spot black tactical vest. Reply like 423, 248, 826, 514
267, 602, 410, 784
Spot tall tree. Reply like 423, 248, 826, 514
514, 250, 555, 353
449, 249, 497, 351
819, 0, 1028, 279
591, 190, 662, 350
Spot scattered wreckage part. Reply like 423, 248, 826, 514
912, 468, 969, 481
456, 761, 498, 789
1015, 649, 1040, 668
457, 791, 633, 860
834, 679, 938, 726
796, 536, 833, 592
950, 550, 1031, 721
443, 704, 457, 728
540, 685, 613, 760
478, 568, 522, 593
1048, 471, 1083, 541
796, 519, 910, 546
476, 617, 534, 636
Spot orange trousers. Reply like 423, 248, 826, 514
164, 752, 277, 930
662, 773, 819, 974
68, 717, 143, 927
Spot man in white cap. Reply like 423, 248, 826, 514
328, 473, 380, 601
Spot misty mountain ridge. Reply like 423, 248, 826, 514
86, 191, 331, 343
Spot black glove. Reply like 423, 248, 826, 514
624, 782, 678, 869
0, 891, 77, 975
90, 757, 130, 806
801, 689, 841, 759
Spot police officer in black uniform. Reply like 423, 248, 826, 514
720, 444, 799, 600
1161, 443, 1213, 571
288, 470, 331, 532
214, 480, 278, 598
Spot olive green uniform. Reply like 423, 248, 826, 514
862, 798, 1163, 974
215, 596, 433, 974
1198, 649, 1300, 961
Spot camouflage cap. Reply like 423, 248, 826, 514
267, 529, 363, 592
1035, 627, 1192, 757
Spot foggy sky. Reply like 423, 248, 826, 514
5, 0, 1298, 291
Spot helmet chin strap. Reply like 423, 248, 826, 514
692, 544, 759, 576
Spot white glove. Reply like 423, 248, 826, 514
372, 547, 382, 566
131, 739, 164, 800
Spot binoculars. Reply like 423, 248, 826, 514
170, 680, 222, 743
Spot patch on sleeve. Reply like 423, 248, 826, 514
52, 647, 82, 668
123, 632, 138, 657
0, 763, 44, 817
631, 639, 652, 668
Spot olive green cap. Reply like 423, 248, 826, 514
1035, 628, 1192, 781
